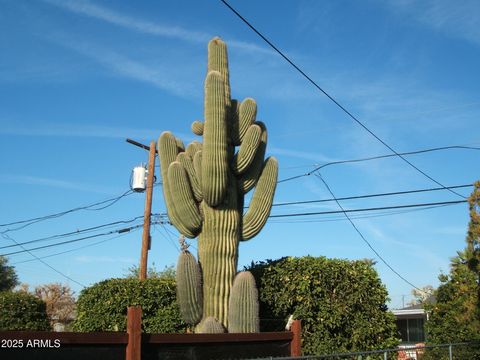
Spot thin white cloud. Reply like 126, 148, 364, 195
385, 0, 480, 46
0, 174, 116, 194
0, 122, 192, 141
43, 0, 273, 55
53, 38, 197, 97
269, 146, 335, 163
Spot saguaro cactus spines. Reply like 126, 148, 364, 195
160, 37, 277, 332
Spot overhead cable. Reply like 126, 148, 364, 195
0, 189, 134, 234
219, 0, 465, 199
278, 146, 480, 184
269, 199, 467, 218
271, 184, 472, 207
314, 173, 423, 291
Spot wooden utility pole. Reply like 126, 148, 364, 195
139, 140, 156, 280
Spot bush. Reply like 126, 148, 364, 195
423, 251, 480, 360
0, 291, 50, 330
73, 278, 187, 333
247, 256, 399, 355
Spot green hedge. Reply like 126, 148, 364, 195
0, 291, 50, 331
73, 278, 187, 333
247, 256, 399, 355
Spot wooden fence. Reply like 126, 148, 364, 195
0, 306, 301, 360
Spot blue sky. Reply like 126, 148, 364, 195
1, 0, 479, 309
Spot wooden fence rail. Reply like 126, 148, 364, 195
0, 306, 302, 360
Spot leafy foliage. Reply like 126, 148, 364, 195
422, 182, 480, 359
73, 278, 187, 333
0, 256, 18, 291
423, 250, 480, 359
247, 256, 399, 355
466, 181, 480, 275
0, 291, 50, 330
124, 263, 176, 280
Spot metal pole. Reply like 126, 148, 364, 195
139, 141, 156, 280
449, 344, 452, 360
384, 351, 387, 360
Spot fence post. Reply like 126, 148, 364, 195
290, 320, 302, 357
126, 306, 142, 360
449, 344, 452, 360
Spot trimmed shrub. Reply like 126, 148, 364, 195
247, 256, 399, 355
73, 278, 187, 333
0, 291, 50, 330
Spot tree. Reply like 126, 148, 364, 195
0, 291, 50, 331
407, 285, 435, 306
124, 263, 175, 280
423, 182, 480, 359
424, 251, 480, 359
247, 256, 399, 355
0, 255, 18, 291
466, 180, 480, 276
34, 283, 76, 329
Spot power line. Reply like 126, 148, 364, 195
12, 230, 139, 265
1, 233, 86, 288
278, 146, 480, 184
0, 215, 145, 250
271, 184, 472, 208
269, 203, 453, 224
219, 0, 465, 199
314, 173, 423, 292
2, 224, 145, 256
2, 220, 169, 257
269, 199, 467, 218
0, 189, 134, 234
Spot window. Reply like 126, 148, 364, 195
396, 318, 425, 343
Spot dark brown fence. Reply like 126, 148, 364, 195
0, 306, 301, 360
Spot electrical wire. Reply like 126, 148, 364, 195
268, 199, 467, 218
269, 203, 453, 224
270, 184, 472, 208
1, 233, 86, 288
156, 223, 180, 252
0, 215, 145, 250
12, 229, 140, 265
278, 146, 480, 183
1, 224, 146, 256
219, 0, 465, 199
0, 189, 134, 234
314, 173, 423, 291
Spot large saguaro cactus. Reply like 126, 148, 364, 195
158, 37, 278, 333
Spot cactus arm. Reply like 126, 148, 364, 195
208, 37, 231, 109
168, 161, 202, 237
228, 271, 259, 333
186, 141, 203, 159
232, 124, 261, 175
175, 137, 185, 152
176, 250, 203, 325
230, 98, 257, 146
176, 152, 203, 202
191, 120, 204, 136
238, 121, 267, 194
202, 71, 229, 206
158, 132, 192, 236
193, 150, 203, 188
241, 157, 278, 241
